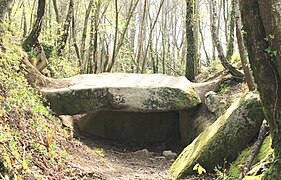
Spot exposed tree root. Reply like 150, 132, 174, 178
239, 120, 269, 180
21, 51, 70, 88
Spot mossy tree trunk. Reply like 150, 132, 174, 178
226, 0, 235, 60
239, 0, 281, 178
185, 0, 196, 81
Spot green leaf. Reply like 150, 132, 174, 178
198, 166, 206, 175
22, 159, 28, 169
193, 163, 199, 170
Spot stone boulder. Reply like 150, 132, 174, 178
205, 91, 228, 117
40, 73, 201, 115
170, 92, 264, 179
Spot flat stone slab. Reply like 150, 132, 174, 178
40, 73, 201, 115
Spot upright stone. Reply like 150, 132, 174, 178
170, 92, 264, 179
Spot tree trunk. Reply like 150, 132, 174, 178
140, 0, 164, 73
71, 14, 80, 62
0, 0, 14, 22
211, 0, 244, 78
239, 0, 281, 178
105, 0, 139, 72
235, 1, 255, 91
185, 0, 196, 81
135, 0, 147, 73
80, 0, 93, 70
56, 0, 74, 56
226, 0, 236, 60
22, 0, 45, 51
209, 0, 216, 62
199, 22, 210, 64
259, 0, 281, 82
22, 4, 27, 37
52, 0, 60, 24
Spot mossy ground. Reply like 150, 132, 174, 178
0, 25, 85, 179
226, 135, 273, 179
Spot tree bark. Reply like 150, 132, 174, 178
52, 0, 60, 24
239, 0, 281, 178
211, 0, 244, 78
22, 0, 45, 51
0, 0, 14, 22
80, 0, 93, 69
135, 0, 147, 73
185, 0, 196, 81
235, 1, 255, 91
105, 0, 139, 72
226, 0, 236, 60
56, 0, 74, 56
141, 0, 164, 73
71, 14, 80, 62
259, 0, 281, 82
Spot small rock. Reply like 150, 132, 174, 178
205, 91, 228, 117
59, 115, 74, 129
163, 150, 177, 160
133, 149, 153, 157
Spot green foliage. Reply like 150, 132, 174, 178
193, 163, 206, 175
47, 54, 79, 78
226, 136, 273, 179
264, 34, 281, 63
230, 52, 240, 64
0, 26, 73, 178
41, 42, 54, 59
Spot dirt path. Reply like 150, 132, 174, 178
65, 133, 177, 179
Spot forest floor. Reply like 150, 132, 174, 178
65, 127, 217, 180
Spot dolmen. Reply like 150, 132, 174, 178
40, 73, 201, 144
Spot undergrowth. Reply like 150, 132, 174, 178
0, 25, 81, 179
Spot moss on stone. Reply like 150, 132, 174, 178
170, 92, 264, 179
226, 136, 273, 180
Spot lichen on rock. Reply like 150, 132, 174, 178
170, 92, 265, 179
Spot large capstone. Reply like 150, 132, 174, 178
40, 73, 201, 114
40, 73, 201, 144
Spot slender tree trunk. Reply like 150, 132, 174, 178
209, 0, 216, 61
199, 22, 210, 65
80, 0, 93, 70
56, 0, 74, 56
141, 0, 164, 73
235, 1, 255, 91
52, 0, 60, 24
105, 0, 140, 72
185, 0, 196, 81
0, 0, 15, 22
226, 0, 236, 60
211, 0, 244, 78
71, 15, 80, 62
22, 4, 27, 37
136, 0, 147, 73
194, 0, 200, 75
239, 1, 281, 178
